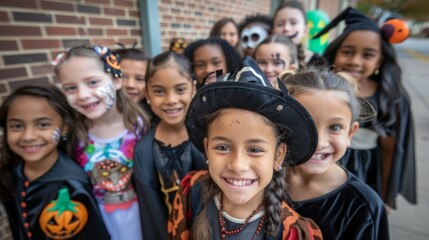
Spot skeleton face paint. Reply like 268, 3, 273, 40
97, 80, 116, 112
240, 25, 269, 49
52, 127, 61, 145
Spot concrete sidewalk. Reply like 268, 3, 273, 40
389, 38, 429, 240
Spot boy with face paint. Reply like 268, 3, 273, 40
272, 1, 327, 69
238, 14, 272, 57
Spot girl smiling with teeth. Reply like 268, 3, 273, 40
168, 57, 322, 240
132, 51, 206, 240
55, 45, 150, 240
281, 68, 389, 240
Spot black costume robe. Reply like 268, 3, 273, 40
341, 92, 416, 208
3, 151, 110, 240
289, 169, 389, 240
133, 126, 206, 240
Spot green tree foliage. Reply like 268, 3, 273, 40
357, 0, 428, 21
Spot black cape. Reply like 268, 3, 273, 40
3, 151, 110, 240
289, 169, 390, 240
342, 92, 416, 208
133, 126, 206, 240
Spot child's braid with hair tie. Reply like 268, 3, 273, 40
264, 169, 286, 237
296, 43, 306, 70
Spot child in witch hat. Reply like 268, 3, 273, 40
281, 68, 389, 240
167, 57, 323, 239
314, 7, 415, 211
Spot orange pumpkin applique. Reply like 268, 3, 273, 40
39, 188, 88, 239
381, 19, 410, 44
106, 53, 121, 70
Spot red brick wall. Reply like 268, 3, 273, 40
0, 0, 272, 234
0, 0, 271, 101
158, 0, 272, 50
0, 0, 142, 101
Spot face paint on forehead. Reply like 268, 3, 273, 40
271, 53, 286, 66
240, 25, 269, 49
97, 80, 116, 112
52, 127, 61, 145
273, 53, 282, 61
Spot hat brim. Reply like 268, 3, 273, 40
186, 81, 318, 166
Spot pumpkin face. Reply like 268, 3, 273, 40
381, 19, 410, 43
106, 53, 121, 70
170, 38, 188, 54
306, 10, 331, 54
39, 188, 88, 239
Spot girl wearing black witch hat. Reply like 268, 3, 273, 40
316, 7, 415, 211
168, 57, 323, 239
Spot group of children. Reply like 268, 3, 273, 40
0, 2, 415, 240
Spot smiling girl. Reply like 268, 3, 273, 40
54, 45, 149, 240
253, 34, 297, 89
168, 57, 322, 239
319, 7, 416, 210
281, 69, 389, 240
132, 51, 206, 240
0, 84, 109, 240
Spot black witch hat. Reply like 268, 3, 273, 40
186, 57, 318, 166
313, 7, 379, 39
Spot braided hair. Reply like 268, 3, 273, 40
191, 109, 288, 238
296, 43, 307, 70
192, 170, 286, 238
264, 168, 287, 237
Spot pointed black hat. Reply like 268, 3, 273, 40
186, 57, 318, 166
313, 7, 379, 39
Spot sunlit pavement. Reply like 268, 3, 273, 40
389, 38, 429, 240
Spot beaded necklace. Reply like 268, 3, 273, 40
218, 194, 266, 240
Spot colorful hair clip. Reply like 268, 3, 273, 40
93, 45, 123, 78
51, 52, 67, 66
169, 38, 189, 54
